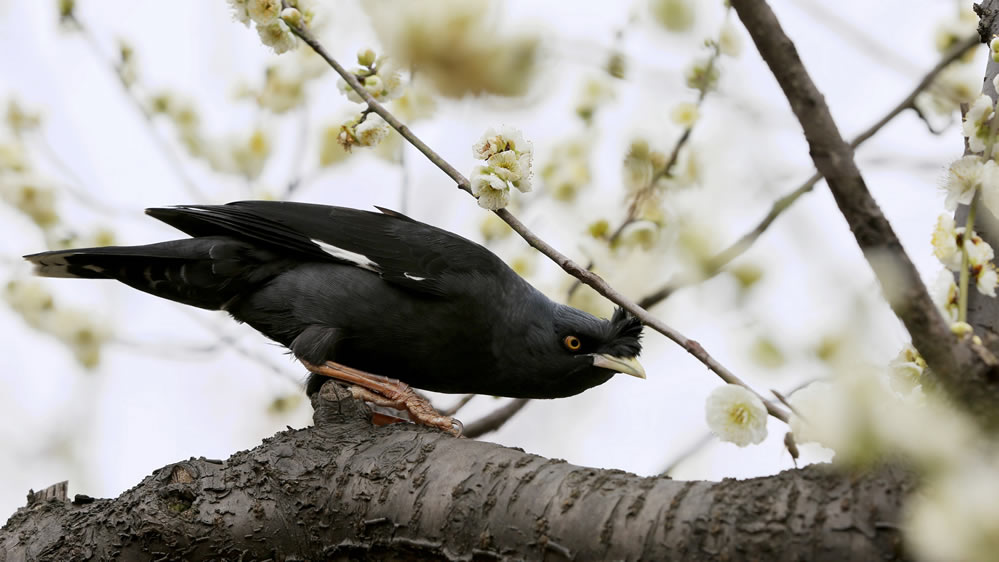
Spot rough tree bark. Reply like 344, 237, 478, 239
0, 383, 913, 561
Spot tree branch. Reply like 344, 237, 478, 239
462, 398, 530, 438
730, 0, 999, 426
0, 383, 914, 561
284, 21, 790, 424
639, 33, 980, 309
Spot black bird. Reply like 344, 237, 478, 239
24, 201, 645, 433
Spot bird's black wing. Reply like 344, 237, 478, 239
145, 201, 503, 297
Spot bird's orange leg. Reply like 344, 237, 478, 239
302, 360, 462, 436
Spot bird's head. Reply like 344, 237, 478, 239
523, 305, 645, 398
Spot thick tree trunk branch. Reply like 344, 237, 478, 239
730, 0, 999, 426
1, 383, 913, 561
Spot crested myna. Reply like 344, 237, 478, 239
24, 201, 645, 434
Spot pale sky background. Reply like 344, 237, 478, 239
0, 0, 972, 519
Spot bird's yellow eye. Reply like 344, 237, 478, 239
563, 335, 582, 351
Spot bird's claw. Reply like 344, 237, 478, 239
333, 376, 462, 436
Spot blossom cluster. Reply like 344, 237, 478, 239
0, 100, 62, 232
336, 49, 404, 105
227, 0, 316, 55
336, 113, 391, 152
235, 50, 327, 114
469, 128, 533, 210
149, 92, 274, 181
914, 8, 981, 118
540, 136, 592, 203
4, 280, 110, 368
364, 0, 538, 98
931, 213, 998, 296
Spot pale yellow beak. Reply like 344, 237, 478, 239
592, 354, 646, 379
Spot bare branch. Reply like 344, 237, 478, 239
639, 33, 980, 309
438, 394, 475, 418
730, 0, 999, 425
285, 21, 791, 424
463, 398, 530, 438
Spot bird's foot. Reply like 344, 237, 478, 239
302, 360, 462, 436
347, 386, 462, 436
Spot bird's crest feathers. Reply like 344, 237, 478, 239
605, 307, 643, 357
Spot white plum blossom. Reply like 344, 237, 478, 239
256, 20, 298, 54
932, 270, 960, 322
4, 280, 109, 369
981, 167, 999, 226
247, 0, 280, 25
964, 232, 999, 297
650, 0, 696, 33
540, 135, 593, 202
4, 279, 54, 329
486, 150, 532, 192
354, 114, 390, 146
718, 20, 742, 57
966, 233, 995, 267
363, 0, 538, 98
473, 127, 530, 160
0, 173, 59, 228
915, 64, 980, 117
670, 102, 699, 127
470, 167, 511, 211
336, 55, 403, 104
930, 214, 998, 296
962, 94, 995, 153
47, 308, 110, 369
704, 384, 768, 447
226, 0, 251, 26
335, 113, 391, 151
229, 128, 271, 180
279, 7, 302, 27
931, 214, 962, 271
978, 265, 999, 296
943, 156, 989, 211
468, 127, 533, 210
888, 343, 925, 395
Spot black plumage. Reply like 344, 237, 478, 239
24, 201, 645, 399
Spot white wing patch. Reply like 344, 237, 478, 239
403, 272, 426, 281
310, 239, 380, 272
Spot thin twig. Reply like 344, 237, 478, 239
659, 433, 715, 476
637, 33, 981, 309
181, 310, 304, 385
284, 102, 312, 199
286, 20, 790, 423
463, 398, 530, 438
794, 0, 922, 78
29, 132, 136, 217
399, 144, 409, 214
439, 394, 475, 417
70, 15, 207, 201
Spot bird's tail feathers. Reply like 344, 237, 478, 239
23, 237, 274, 310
